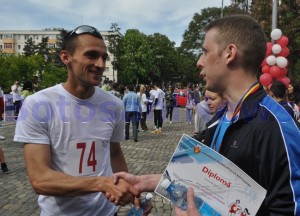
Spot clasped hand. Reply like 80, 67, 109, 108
104, 177, 139, 206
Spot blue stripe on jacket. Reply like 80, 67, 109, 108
260, 95, 300, 215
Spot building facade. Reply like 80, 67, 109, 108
0, 29, 120, 81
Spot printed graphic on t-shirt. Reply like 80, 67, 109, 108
66, 139, 105, 176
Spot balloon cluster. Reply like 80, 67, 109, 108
260, 29, 290, 87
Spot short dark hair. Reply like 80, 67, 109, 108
61, 25, 103, 54
204, 15, 267, 73
127, 84, 134, 91
270, 81, 287, 99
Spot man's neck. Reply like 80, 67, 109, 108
223, 77, 258, 119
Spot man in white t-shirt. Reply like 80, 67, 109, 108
11, 80, 22, 120
152, 82, 165, 133
14, 25, 138, 216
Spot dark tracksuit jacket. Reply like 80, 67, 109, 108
204, 87, 300, 215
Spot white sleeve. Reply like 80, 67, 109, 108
14, 96, 50, 144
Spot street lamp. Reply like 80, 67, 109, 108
221, 0, 224, 18
272, 0, 278, 30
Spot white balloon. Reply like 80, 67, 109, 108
272, 44, 282, 54
276, 56, 288, 68
271, 29, 282, 40
266, 55, 277, 66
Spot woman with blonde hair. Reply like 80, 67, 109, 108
137, 84, 149, 131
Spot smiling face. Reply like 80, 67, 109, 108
60, 34, 107, 90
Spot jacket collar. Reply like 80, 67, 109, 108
207, 86, 267, 127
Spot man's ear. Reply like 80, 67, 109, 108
224, 44, 237, 64
59, 50, 71, 65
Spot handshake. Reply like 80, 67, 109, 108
104, 172, 201, 216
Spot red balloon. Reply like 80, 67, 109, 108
261, 58, 267, 67
277, 76, 290, 87
260, 73, 273, 86
270, 66, 281, 78
277, 47, 289, 57
280, 67, 287, 77
266, 42, 273, 56
276, 36, 289, 47
262, 65, 271, 74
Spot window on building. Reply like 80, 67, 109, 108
48, 35, 56, 39
4, 34, 13, 39
25, 35, 28, 40
106, 56, 110, 61
18, 35, 21, 39
0, 45, 2, 49
47, 43, 56, 48
18, 45, 21, 50
0, 35, 2, 39
105, 67, 109, 72
4, 43, 13, 49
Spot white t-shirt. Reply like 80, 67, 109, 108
154, 88, 165, 110
14, 84, 125, 216
136, 92, 148, 112
11, 84, 22, 101
149, 89, 156, 103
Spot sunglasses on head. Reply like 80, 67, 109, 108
67, 25, 103, 39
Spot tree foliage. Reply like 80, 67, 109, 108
116, 29, 154, 84
23, 38, 37, 57
107, 23, 121, 78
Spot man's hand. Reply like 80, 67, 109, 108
112, 172, 143, 192
175, 188, 201, 216
104, 177, 139, 206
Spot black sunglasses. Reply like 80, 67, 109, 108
67, 25, 103, 39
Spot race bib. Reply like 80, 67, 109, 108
66, 139, 104, 176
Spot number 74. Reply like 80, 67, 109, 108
77, 142, 98, 174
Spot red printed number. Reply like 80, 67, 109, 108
77, 141, 97, 174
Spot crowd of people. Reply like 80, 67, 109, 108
0, 14, 299, 216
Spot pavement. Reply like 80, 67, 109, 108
0, 107, 195, 216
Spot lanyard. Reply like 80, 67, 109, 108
211, 82, 260, 151
230, 82, 260, 123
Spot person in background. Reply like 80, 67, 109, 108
0, 146, 9, 173
110, 83, 121, 99
0, 86, 5, 140
193, 85, 202, 134
137, 84, 148, 131
185, 93, 194, 125
123, 84, 141, 142
14, 25, 138, 216
269, 81, 296, 120
101, 79, 111, 91
11, 80, 22, 120
148, 85, 156, 116
21, 80, 34, 100
152, 82, 164, 134
111, 15, 300, 216
165, 85, 175, 124
194, 89, 226, 142
286, 82, 300, 121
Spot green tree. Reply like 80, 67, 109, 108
116, 29, 153, 84
107, 23, 121, 81
36, 37, 50, 62
147, 33, 178, 84
23, 38, 37, 57
39, 63, 67, 88
52, 28, 68, 67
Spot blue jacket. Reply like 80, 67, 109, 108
204, 87, 300, 215
123, 91, 141, 112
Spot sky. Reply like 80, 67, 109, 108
1, 0, 231, 46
